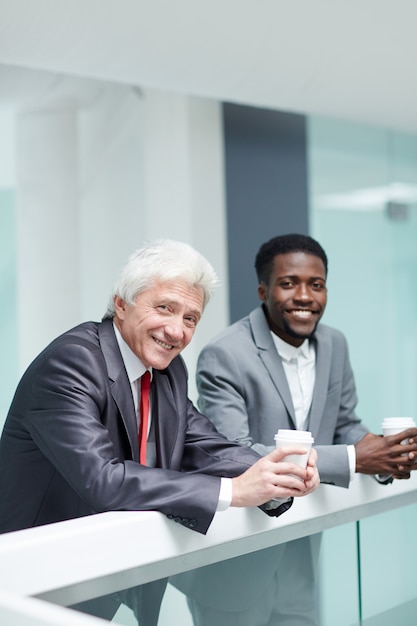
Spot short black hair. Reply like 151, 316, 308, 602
255, 233, 328, 284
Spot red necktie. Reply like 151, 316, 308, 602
138, 370, 151, 465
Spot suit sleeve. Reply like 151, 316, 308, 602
197, 342, 267, 451
330, 334, 368, 445
160, 358, 293, 520
21, 340, 287, 534
19, 342, 226, 534
197, 330, 370, 489
311, 332, 368, 487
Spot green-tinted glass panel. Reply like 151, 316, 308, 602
308, 116, 417, 625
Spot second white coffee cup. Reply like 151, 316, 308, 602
381, 417, 416, 438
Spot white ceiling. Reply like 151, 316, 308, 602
1, 0, 417, 132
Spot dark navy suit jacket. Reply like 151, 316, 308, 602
0, 319, 291, 623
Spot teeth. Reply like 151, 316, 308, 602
154, 338, 173, 349
292, 310, 312, 318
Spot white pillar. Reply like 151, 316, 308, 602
77, 83, 146, 321
142, 90, 229, 400
16, 106, 79, 370
15, 85, 229, 383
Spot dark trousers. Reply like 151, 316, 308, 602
70, 579, 168, 625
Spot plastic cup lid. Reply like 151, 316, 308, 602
381, 417, 415, 426
274, 429, 314, 442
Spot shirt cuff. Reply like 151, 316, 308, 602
348, 444, 356, 481
217, 477, 233, 511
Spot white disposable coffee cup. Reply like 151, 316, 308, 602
381, 417, 416, 439
274, 429, 314, 476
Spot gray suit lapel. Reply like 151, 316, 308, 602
308, 326, 332, 436
98, 320, 138, 460
250, 307, 296, 426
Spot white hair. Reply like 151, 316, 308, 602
104, 239, 218, 318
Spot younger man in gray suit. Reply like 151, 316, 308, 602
172, 233, 417, 626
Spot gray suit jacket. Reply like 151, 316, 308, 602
171, 306, 368, 610
0, 318, 291, 623
197, 305, 368, 488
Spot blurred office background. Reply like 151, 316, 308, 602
1, 2, 417, 624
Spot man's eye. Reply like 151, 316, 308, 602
312, 282, 325, 290
184, 317, 197, 327
281, 281, 294, 288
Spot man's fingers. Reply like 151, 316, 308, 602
268, 446, 313, 463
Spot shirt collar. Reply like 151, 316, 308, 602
113, 322, 151, 383
271, 332, 310, 363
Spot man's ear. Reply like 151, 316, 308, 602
258, 283, 267, 302
113, 295, 127, 319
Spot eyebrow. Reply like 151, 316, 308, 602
157, 297, 202, 319
275, 274, 326, 284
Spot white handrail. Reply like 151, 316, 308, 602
0, 473, 416, 622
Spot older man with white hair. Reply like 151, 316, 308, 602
0, 239, 319, 626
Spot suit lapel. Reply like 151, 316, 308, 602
152, 369, 181, 468
250, 307, 296, 426
308, 326, 332, 436
98, 320, 138, 460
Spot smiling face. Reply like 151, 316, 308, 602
258, 251, 327, 347
113, 279, 204, 370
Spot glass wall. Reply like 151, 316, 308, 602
308, 116, 417, 625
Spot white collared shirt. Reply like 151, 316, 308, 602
271, 334, 315, 431
113, 323, 152, 432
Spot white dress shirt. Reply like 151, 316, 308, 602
113, 323, 151, 428
272, 334, 315, 431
